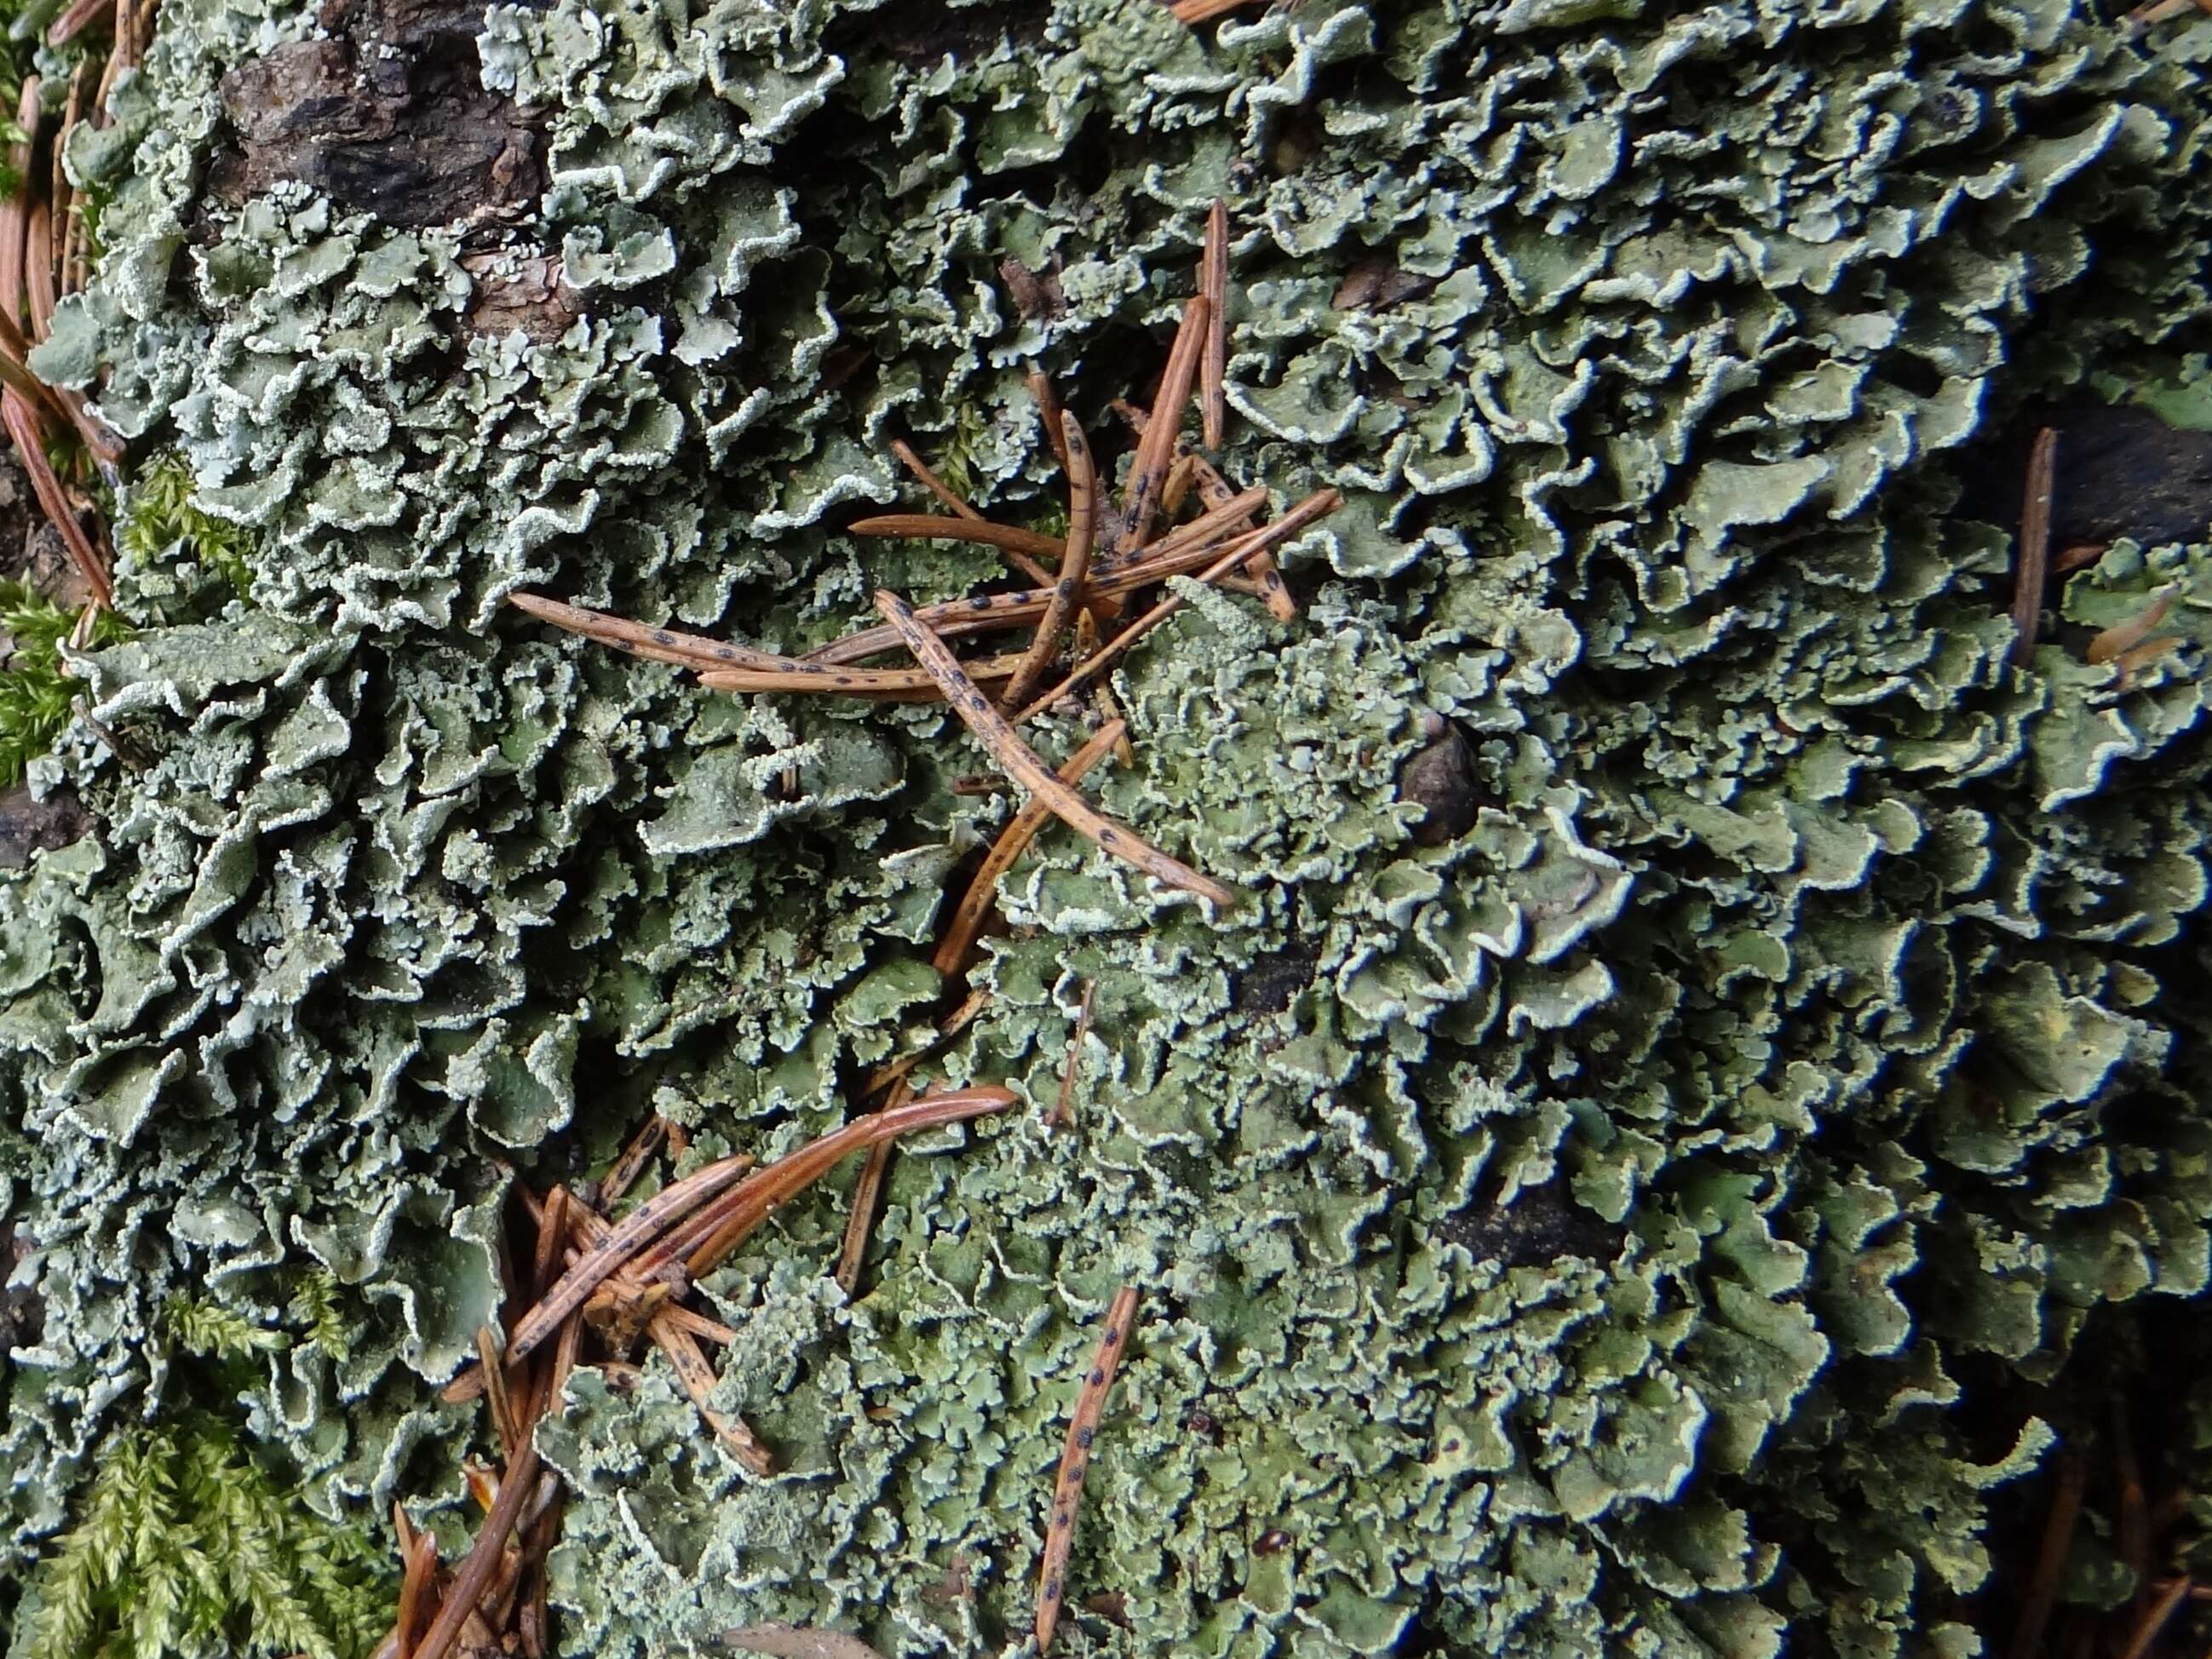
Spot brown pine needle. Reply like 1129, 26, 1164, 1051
475, 1326, 523, 1460
2113, 1576, 2192, 1659
394, 1531, 438, 1659
530, 1187, 571, 1295
0, 79, 33, 332
1160, 453, 1196, 520
508, 591, 796, 674
1171, 0, 1256, 20
694, 653, 1024, 699
933, 720, 1125, 982
845, 513, 1064, 571
890, 439, 985, 521
2011, 427, 2057, 669
505, 1152, 760, 1362
2086, 590, 2175, 666
635, 1086, 1020, 1282
1108, 399, 1289, 614
1037, 1285, 1141, 1656
807, 488, 1272, 669
1029, 370, 1072, 476
1201, 201, 1228, 451
45, 0, 113, 46
25, 201, 54, 343
596, 1117, 670, 1210
409, 1440, 543, 1659
1074, 611, 1136, 767
1048, 981, 1095, 1130
3, 392, 112, 608
1115, 294, 1209, 560
833, 1078, 911, 1298
874, 589, 1233, 905
657, 1318, 777, 1474
1014, 490, 1342, 726
859, 985, 993, 1098
2008, 1449, 2086, 1659
1003, 413, 1099, 711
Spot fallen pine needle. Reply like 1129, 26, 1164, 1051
1201, 201, 1228, 451
1171, 0, 1258, 20
833, 1078, 911, 1299
476, 1326, 522, 1461
655, 1317, 777, 1474
859, 986, 993, 1099
874, 589, 1234, 905
410, 1440, 543, 1659
932, 720, 1125, 981
1115, 294, 1209, 560
1029, 369, 1073, 476
3, 391, 112, 609
1048, 981, 1095, 1130
2010, 427, 2057, 669
1075, 611, 1135, 767
505, 1152, 760, 1362
1002, 411, 1099, 712
394, 1530, 437, 1659
2007, 1448, 2084, 1659
633, 1086, 1020, 1282
2113, 1575, 2192, 1659
596, 1118, 669, 1210
891, 439, 985, 522
44, 0, 112, 47
1037, 1285, 1141, 1655
1014, 489, 1342, 726
845, 514, 1064, 567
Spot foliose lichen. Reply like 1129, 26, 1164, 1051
3, 0, 2212, 1654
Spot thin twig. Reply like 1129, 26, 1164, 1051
1014, 490, 1342, 725
931, 720, 1124, 981
1037, 1285, 1141, 1656
1047, 981, 1095, 1130
874, 590, 1233, 904
2011, 428, 2057, 669
505, 1153, 761, 1362
1113, 295, 1209, 560
1002, 412, 1098, 712
1201, 201, 1228, 451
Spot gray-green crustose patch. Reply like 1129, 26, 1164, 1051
3, 0, 2211, 1653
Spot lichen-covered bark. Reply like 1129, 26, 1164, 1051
3, 0, 2212, 1655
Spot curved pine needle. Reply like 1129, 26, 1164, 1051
1115, 295, 1209, 560
890, 439, 985, 521
1029, 369, 1072, 476
845, 514, 1064, 569
1001, 412, 1098, 712
3, 391, 112, 608
505, 1152, 758, 1362
638, 1086, 1020, 1282
1014, 490, 1342, 726
1037, 1285, 1141, 1655
1201, 201, 1228, 451
931, 720, 1124, 982
874, 590, 1233, 905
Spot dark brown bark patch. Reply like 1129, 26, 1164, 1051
214, 0, 547, 230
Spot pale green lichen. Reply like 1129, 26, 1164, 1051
3, 0, 2212, 1654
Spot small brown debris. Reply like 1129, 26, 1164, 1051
0, 784, 91, 870
1037, 1284, 1141, 1656
1254, 1528, 1290, 1555
999, 256, 1065, 321
2084, 590, 2175, 666
1083, 1591, 1132, 1628
461, 253, 582, 343
1397, 717, 1479, 847
1331, 255, 1439, 313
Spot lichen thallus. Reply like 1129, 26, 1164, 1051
440, 204, 1329, 1656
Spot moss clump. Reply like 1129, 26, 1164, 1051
0, 582, 125, 787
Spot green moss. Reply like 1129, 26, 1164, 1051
15, 1411, 394, 1659
0, 580, 125, 787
